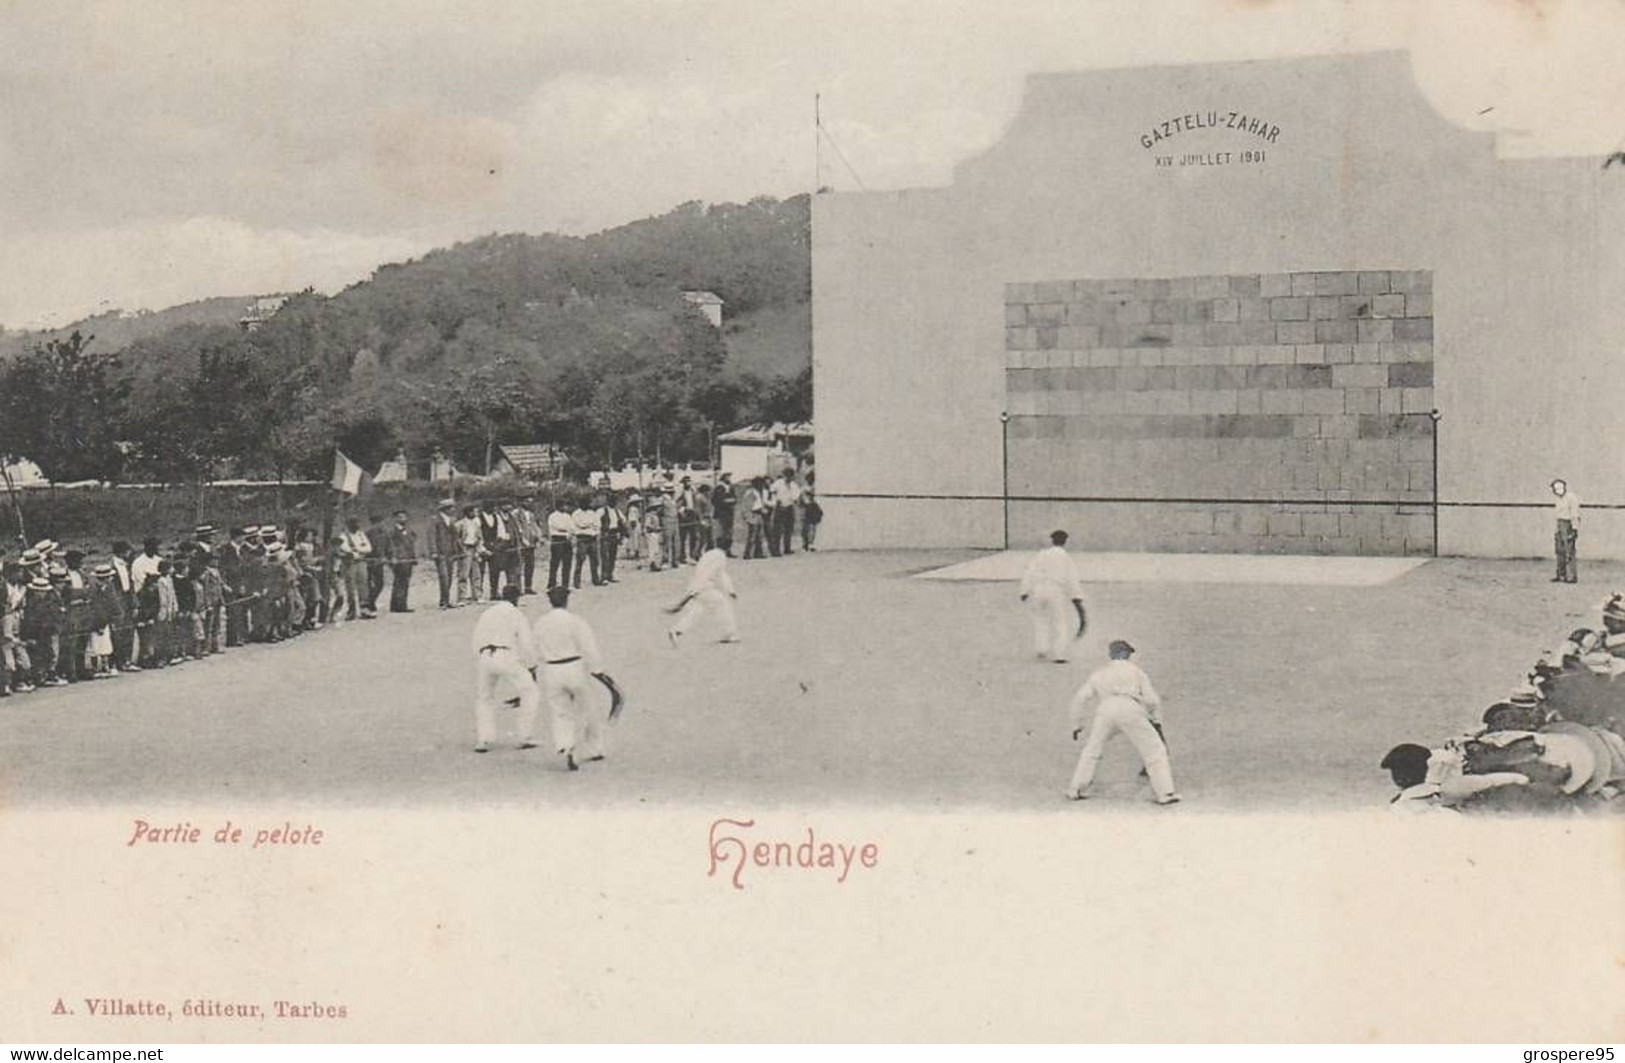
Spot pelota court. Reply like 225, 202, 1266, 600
2, 549, 1616, 812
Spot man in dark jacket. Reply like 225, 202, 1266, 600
428, 499, 460, 609
386, 509, 417, 613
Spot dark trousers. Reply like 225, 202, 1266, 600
772, 508, 796, 555
112, 621, 135, 666
548, 539, 572, 589
573, 536, 599, 587
600, 535, 619, 582
519, 547, 536, 593
745, 521, 767, 559
435, 559, 454, 607
60, 635, 86, 681
1556, 520, 1578, 582
366, 562, 385, 611
390, 563, 413, 612
716, 511, 735, 554
31, 637, 56, 682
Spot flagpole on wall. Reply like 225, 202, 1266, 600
1000, 411, 1011, 550
1429, 409, 1442, 558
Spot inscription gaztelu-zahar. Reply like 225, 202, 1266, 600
1140, 111, 1281, 150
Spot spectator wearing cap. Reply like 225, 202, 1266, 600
385, 509, 418, 613
659, 486, 682, 569
623, 490, 644, 562
473, 502, 506, 600
513, 497, 541, 596
675, 479, 700, 563
711, 473, 737, 557
59, 550, 94, 682
455, 505, 484, 604
571, 495, 602, 588
546, 495, 575, 589
742, 477, 769, 560
1551, 479, 1580, 583
217, 528, 245, 646
641, 493, 664, 571
1063, 639, 1179, 805
598, 491, 626, 584
428, 499, 461, 610
196, 551, 225, 654
801, 472, 822, 552
242, 526, 271, 642
769, 467, 803, 557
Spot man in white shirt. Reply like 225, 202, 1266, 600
546, 498, 575, 590
571, 499, 602, 588
1019, 529, 1088, 664
532, 586, 610, 770
455, 505, 485, 603
340, 518, 375, 620
666, 546, 739, 646
130, 538, 164, 593
1551, 478, 1581, 584
469, 585, 540, 754
768, 469, 802, 556
1064, 640, 1179, 805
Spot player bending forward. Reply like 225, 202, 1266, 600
1063, 639, 1180, 805
533, 586, 622, 771
666, 546, 739, 647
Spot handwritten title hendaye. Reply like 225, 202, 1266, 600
1140, 111, 1281, 150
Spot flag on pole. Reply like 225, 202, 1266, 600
331, 450, 372, 496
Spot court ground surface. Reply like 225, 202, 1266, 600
2, 549, 1618, 811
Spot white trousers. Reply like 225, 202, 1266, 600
473, 649, 539, 746
1069, 697, 1176, 800
544, 660, 606, 758
1027, 586, 1074, 660
674, 588, 737, 640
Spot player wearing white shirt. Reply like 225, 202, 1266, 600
666, 547, 739, 646
1551, 479, 1581, 584
1019, 530, 1087, 664
1063, 640, 1179, 805
532, 586, 611, 770
469, 586, 540, 754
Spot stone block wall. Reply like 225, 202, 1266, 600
1003, 271, 1435, 555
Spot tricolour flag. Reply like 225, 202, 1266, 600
331, 450, 373, 496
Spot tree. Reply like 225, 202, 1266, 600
0, 331, 128, 483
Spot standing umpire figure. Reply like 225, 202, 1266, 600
1551, 478, 1581, 584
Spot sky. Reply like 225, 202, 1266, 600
2, 0, 1622, 329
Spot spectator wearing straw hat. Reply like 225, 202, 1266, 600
23, 567, 66, 686
1, 558, 35, 693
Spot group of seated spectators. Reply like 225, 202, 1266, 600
1380, 592, 1625, 813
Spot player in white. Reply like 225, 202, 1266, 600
468, 585, 540, 754
533, 586, 610, 771
1019, 529, 1087, 664
1064, 639, 1179, 805
666, 546, 738, 647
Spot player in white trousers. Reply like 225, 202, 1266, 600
532, 586, 609, 771
469, 585, 540, 754
1019, 529, 1087, 663
1064, 640, 1180, 805
666, 546, 738, 647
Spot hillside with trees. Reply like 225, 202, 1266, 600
0, 195, 812, 489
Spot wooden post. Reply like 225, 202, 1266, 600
318, 487, 338, 624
